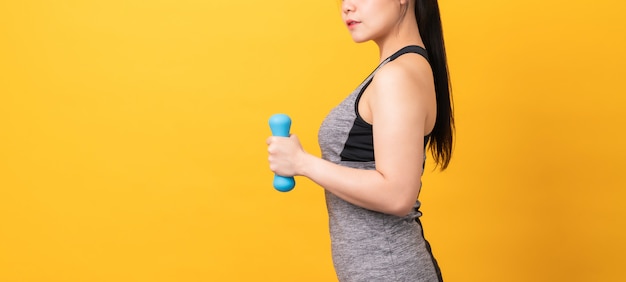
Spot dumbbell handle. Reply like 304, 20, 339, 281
269, 114, 296, 192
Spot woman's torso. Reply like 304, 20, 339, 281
317, 46, 442, 281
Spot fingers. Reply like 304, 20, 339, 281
267, 136, 290, 175
266, 137, 283, 164
266, 136, 282, 154
266, 136, 290, 145
268, 159, 277, 173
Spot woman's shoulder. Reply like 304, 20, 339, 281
370, 54, 434, 99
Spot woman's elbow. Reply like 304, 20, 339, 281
387, 199, 415, 217
385, 186, 420, 217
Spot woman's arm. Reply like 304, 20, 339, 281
267, 58, 435, 217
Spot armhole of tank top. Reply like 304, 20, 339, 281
354, 79, 374, 127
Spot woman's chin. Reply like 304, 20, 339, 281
350, 36, 369, 43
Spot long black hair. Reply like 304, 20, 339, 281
415, 0, 455, 170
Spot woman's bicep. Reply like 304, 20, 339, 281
370, 65, 430, 194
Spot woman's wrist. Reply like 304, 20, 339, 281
296, 151, 314, 177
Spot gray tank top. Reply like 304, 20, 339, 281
317, 45, 442, 281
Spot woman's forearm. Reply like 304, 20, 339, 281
298, 152, 419, 217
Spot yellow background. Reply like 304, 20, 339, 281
1, 0, 625, 281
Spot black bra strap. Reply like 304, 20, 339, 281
388, 45, 429, 62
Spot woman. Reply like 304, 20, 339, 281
267, 0, 454, 280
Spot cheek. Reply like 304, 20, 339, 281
365, 6, 398, 31
365, 17, 392, 39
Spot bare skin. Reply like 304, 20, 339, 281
267, 0, 437, 217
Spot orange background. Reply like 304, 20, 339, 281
1, 0, 625, 281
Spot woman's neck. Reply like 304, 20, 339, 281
374, 16, 423, 62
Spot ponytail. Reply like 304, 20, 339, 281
415, 0, 455, 170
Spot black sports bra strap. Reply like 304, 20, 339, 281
388, 45, 429, 62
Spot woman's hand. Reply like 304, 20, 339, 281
266, 134, 307, 177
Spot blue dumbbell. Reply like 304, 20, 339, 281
269, 114, 296, 192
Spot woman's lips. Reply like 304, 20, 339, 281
346, 20, 360, 30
